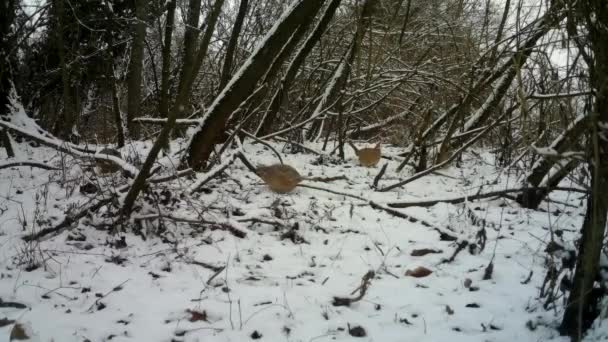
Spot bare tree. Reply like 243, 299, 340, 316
559, 0, 608, 339
0, 0, 16, 157
185, 0, 327, 171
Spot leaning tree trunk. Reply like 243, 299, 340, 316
255, 0, 342, 137
517, 115, 588, 209
435, 7, 563, 164
560, 0, 608, 339
224, 0, 324, 133
126, 0, 148, 137
184, 0, 327, 171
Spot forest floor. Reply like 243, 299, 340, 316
0, 139, 606, 342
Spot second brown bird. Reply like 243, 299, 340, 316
256, 164, 303, 193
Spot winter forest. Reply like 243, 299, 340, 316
0, 0, 607, 341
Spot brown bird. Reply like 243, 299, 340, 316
256, 164, 303, 193
349, 142, 381, 167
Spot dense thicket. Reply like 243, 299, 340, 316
1, 1, 606, 339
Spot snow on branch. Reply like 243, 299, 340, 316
0, 119, 139, 177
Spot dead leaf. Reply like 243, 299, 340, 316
445, 305, 454, 315
186, 309, 208, 322
10, 323, 29, 341
348, 324, 366, 337
410, 249, 442, 257
464, 278, 472, 288
405, 266, 433, 278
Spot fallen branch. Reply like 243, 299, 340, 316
373, 163, 388, 189
85, 279, 131, 313
0, 120, 138, 177
369, 201, 460, 241
23, 198, 113, 242
380, 111, 510, 192
149, 168, 195, 184
188, 149, 243, 193
0, 160, 59, 170
441, 241, 469, 264
332, 270, 375, 306
133, 214, 248, 238
386, 186, 588, 208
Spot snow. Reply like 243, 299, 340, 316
1, 136, 603, 341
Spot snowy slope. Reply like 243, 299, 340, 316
0, 139, 601, 342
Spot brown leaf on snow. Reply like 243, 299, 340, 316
464, 278, 473, 288
410, 249, 442, 257
405, 266, 432, 278
10, 323, 29, 341
186, 309, 208, 322
445, 305, 454, 315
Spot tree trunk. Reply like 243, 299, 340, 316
218, 0, 249, 92
126, 0, 147, 136
54, 0, 76, 141
159, 0, 176, 118
305, 0, 378, 141
560, 0, 608, 339
185, 0, 327, 171
0, 0, 16, 157
174, 0, 225, 111
434, 7, 563, 164
255, 0, 342, 137
226, 1, 325, 132
517, 116, 588, 209
177, 0, 202, 97
121, 0, 226, 215
110, 66, 126, 148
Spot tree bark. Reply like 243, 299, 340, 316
174, 0, 225, 115
53, 0, 76, 141
434, 7, 564, 164
218, 0, 249, 92
0, 0, 16, 157
305, 0, 378, 141
255, 0, 342, 136
226, 1, 324, 133
121, 0, 226, 216
126, 0, 147, 136
177, 0, 202, 97
517, 116, 588, 209
185, 0, 327, 171
560, 0, 608, 339
159, 0, 176, 118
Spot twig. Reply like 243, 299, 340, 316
188, 150, 243, 193
133, 214, 248, 238
380, 112, 509, 192
373, 163, 388, 189
332, 270, 375, 306
207, 266, 226, 285
387, 186, 588, 208
0, 161, 60, 170
22, 198, 113, 242
0, 119, 138, 177
85, 279, 130, 312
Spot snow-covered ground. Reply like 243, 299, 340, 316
0, 140, 603, 342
